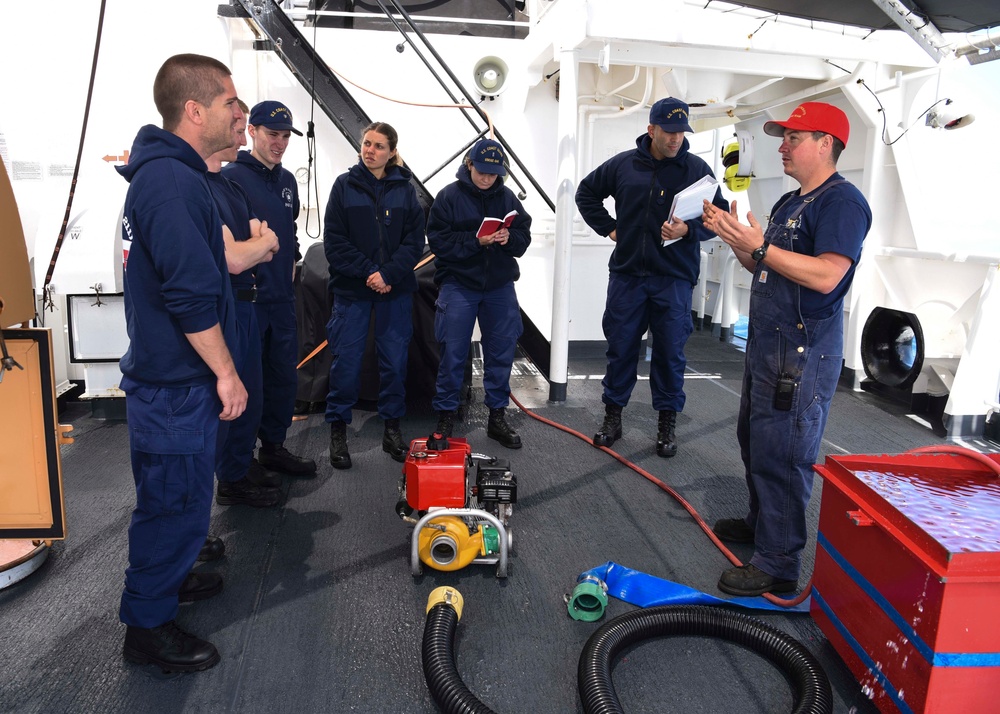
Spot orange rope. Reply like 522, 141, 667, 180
296, 340, 328, 371
295, 253, 437, 371
324, 62, 494, 139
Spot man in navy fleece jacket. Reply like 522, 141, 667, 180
116, 53, 245, 674
576, 97, 729, 459
222, 101, 316, 477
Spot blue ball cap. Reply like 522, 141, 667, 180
248, 100, 302, 136
471, 138, 507, 176
649, 97, 693, 133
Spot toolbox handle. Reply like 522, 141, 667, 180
845, 509, 873, 527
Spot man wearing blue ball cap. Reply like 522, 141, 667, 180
576, 97, 729, 459
223, 100, 316, 479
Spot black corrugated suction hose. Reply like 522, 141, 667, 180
423, 597, 497, 714
578, 605, 832, 714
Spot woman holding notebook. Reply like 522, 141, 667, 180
425, 138, 532, 448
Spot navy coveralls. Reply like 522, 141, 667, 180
737, 177, 870, 582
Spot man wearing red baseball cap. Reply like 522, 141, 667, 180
702, 101, 872, 597
762, 101, 850, 146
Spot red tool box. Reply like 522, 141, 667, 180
811, 451, 1000, 713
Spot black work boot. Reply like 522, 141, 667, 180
258, 441, 317, 477
713, 518, 755, 544
197, 536, 225, 562
718, 564, 797, 597
329, 420, 351, 470
382, 418, 408, 462
487, 408, 522, 449
435, 410, 456, 438
178, 572, 224, 602
593, 404, 623, 448
656, 410, 678, 458
123, 621, 220, 673
245, 457, 282, 488
216, 479, 281, 508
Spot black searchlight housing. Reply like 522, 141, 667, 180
860, 307, 925, 390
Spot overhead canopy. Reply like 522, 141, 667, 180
730, 0, 999, 34
311, 1, 998, 36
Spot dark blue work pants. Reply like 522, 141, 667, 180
254, 300, 297, 445
119, 378, 219, 628
216, 299, 263, 482
432, 281, 522, 412
601, 273, 693, 412
325, 294, 413, 423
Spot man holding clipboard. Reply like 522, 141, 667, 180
576, 98, 728, 458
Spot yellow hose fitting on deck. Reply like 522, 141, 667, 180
426, 586, 464, 620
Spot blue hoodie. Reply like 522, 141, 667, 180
116, 125, 236, 387
576, 134, 729, 285
222, 150, 299, 304
427, 163, 531, 291
323, 161, 426, 301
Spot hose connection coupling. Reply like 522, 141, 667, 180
567, 574, 608, 622
426, 586, 465, 621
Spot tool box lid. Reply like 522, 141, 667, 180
815, 451, 1000, 581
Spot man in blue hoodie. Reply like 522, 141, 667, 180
223, 101, 316, 478
576, 98, 729, 458
116, 53, 245, 673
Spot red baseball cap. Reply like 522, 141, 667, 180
763, 102, 850, 147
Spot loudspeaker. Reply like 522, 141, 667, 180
473, 56, 508, 99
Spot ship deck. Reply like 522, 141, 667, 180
1, 327, 979, 714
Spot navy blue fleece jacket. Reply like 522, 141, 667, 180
576, 134, 729, 284
207, 172, 256, 290
222, 150, 299, 303
116, 125, 236, 387
427, 164, 531, 291
323, 161, 425, 300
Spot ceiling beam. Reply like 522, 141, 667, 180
869, 0, 949, 62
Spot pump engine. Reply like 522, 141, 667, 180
396, 434, 516, 578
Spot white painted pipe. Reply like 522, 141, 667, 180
548, 49, 580, 402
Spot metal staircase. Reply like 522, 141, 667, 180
219, 0, 554, 378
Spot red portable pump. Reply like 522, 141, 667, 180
396, 434, 516, 578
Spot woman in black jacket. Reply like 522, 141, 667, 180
426, 138, 532, 448
323, 122, 425, 469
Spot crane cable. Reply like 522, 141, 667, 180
39, 0, 109, 324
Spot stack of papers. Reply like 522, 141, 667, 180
668, 176, 719, 223
662, 176, 720, 247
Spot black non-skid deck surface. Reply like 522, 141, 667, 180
1, 329, 958, 713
